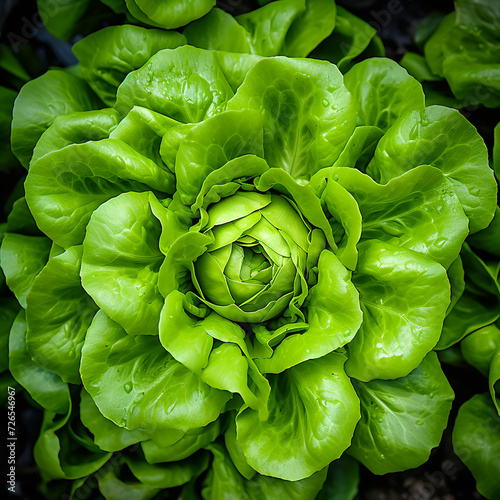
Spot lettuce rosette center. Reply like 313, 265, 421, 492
190, 192, 310, 323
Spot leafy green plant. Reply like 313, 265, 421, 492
447, 122, 500, 500
401, 0, 500, 108
2, 16, 498, 500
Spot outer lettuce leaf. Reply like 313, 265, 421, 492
124, 0, 215, 30
11, 70, 102, 168
235, 0, 306, 56
461, 324, 500, 377
80, 389, 151, 452
142, 421, 219, 463
202, 442, 327, 500
330, 165, 469, 268
346, 240, 450, 381
37, 0, 112, 41
26, 246, 97, 384
236, 353, 360, 481
0, 86, 18, 170
184, 9, 253, 54
494, 122, 499, 180
80, 310, 231, 433
330, 125, 384, 172
25, 138, 174, 249
489, 352, 500, 415
34, 403, 112, 481
109, 106, 179, 168
81, 191, 166, 336
0, 233, 51, 308
73, 25, 186, 106
214, 51, 264, 92
160, 289, 271, 419
5, 197, 41, 236
115, 46, 233, 122
9, 310, 70, 414
424, 1, 500, 108
438, 244, 500, 349
31, 109, 120, 165
316, 455, 359, 500
281, 0, 336, 57
224, 415, 256, 480
367, 105, 496, 233
0, 298, 18, 373
98, 465, 160, 500
447, 255, 465, 315
453, 393, 500, 499
468, 206, 500, 258
344, 58, 425, 132
399, 52, 443, 83
184, 1, 306, 56
309, 6, 379, 72
228, 56, 356, 181
124, 449, 210, 488
349, 352, 454, 474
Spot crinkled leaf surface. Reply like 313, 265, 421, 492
236, 353, 360, 481
26, 246, 98, 384
228, 56, 356, 181
9, 310, 70, 414
115, 45, 233, 122
25, 138, 174, 249
344, 58, 425, 132
349, 352, 454, 474
331, 165, 469, 268
367, 105, 496, 233
31, 109, 120, 165
81, 191, 166, 336
346, 240, 450, 381
80, 311, 231, 433
73, 25, 186, 106
11, 70, 102, 167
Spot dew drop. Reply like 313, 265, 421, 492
124, 382, 133, 394
322, 99, 329, 107
416, 419, 424, 425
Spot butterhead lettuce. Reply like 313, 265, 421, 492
2, 27, 498, 498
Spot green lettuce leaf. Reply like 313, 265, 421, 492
349, 352, 454, 474
80, 310, 231, 433
236, 353, 360, 481
346, 240, 450, 381
367, 105, 496, 233
11, 70, 102, 168
453, 393, 500, 499
228, 56, 356, 181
